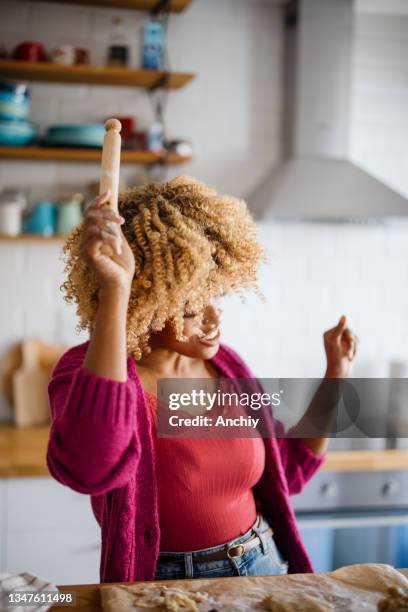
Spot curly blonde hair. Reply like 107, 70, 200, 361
62, 176, 265, 359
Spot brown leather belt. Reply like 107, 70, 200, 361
159, 527, 273, 564
195, 527, 273, 562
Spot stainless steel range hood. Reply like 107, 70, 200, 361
247, 0, 408, 222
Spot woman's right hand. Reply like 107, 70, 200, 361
80, 191, 135, 293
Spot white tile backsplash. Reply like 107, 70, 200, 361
220, 222, 408, 380
350, 9, 408, 199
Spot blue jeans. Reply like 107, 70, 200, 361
155, 515, 288, 580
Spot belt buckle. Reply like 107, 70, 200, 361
227, 543, 245, 559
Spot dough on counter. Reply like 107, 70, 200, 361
377, 586, 408, 612
262, 592, 332, 612
261, 574, 360, 611
261, 564, 408, 612
100, 564, 408, 612
100, 584, 214, 612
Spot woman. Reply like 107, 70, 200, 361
47, 176, 357, 583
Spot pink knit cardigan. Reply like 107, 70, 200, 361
47, 341, 324, 583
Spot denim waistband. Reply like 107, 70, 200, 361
158, 514, 269, 559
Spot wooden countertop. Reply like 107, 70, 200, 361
52, 570, 408, 612
0, 424, 52, 477
0, 424, 407, 477
322, 449, 408, 472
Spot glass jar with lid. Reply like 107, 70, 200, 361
0, 188, 26, 236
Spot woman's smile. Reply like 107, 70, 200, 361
198, 328, 221, 346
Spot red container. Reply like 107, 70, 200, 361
114, 116, 136, 141
14, 41, 46, 62
75, 47, 90, 65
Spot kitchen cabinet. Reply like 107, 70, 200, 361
7, 479, 99, 530
6, 529, 100, 585
2, 478, 100, 585
293, 470, 408, 573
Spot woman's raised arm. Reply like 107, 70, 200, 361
81, 190, 135, 381
46, 192, 139, 495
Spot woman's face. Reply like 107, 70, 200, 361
152, 298, 223, 359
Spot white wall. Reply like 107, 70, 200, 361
223, 221, 408, 380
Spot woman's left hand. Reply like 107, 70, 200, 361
323, 315, 358, 378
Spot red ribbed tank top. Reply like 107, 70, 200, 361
146, 392, 266, 552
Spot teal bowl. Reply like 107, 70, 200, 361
43, 123, 105, 148
0, 120, 37, 145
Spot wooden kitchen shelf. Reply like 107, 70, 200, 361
0, 146, 192, 165
21, 0, 191, 12
0, 234, 67, 242
0, 60, 194, 89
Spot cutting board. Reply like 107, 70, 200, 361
1, 338, 66, 420
12, 338, 50, 427
99, 564, 408, 612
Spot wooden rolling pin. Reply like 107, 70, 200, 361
99, 118, 122, 212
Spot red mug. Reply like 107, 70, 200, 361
14, 41, 46, 62
114, 116, 136, 140
75, 47, 90, 65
